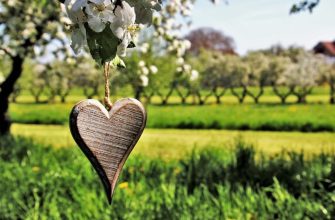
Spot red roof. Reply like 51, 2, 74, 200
314, 41, 335, 56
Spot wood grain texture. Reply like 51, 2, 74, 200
69, 98, 147, 204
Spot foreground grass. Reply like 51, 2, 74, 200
10, 100, 335, 132
12, 124, 335, 159
1, 136, 335, 219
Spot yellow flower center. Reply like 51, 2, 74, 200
127, 24, 140, 35
95, 4, 105, 11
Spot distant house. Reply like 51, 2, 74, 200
314, 41, 335, 56
314, 41, 335, 63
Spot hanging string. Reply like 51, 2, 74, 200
104, 62, 113, 110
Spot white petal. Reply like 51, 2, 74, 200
85, 4, 95, 15
117, 45, 127, 57
102, 10, 114, 22
66, 2, 87, 24
79, 23, 87, 38
104, 0, 112, 6
122, 2, 136, 25
89, 0, 104, 4
117, 38, 129, 57
72, 0, 87, 11
71, 27, 86, 54
88, 16, 105, 32
110, 23, 125, 39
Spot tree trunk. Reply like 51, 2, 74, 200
231, 87, 247, 104
196, 90, 212, 106
215, 96, 221, 104
84, 85, 99, 99
330, 84, 335, 104
280, 97, 287, 104
0, 56, 24, 135
134, 87, 143, 101
157, 86, 174, 105
297, 95, 307, 104
11, 95, 17, 103
293, 88, 311, 104
181, 97, 187, 104
143, 91, 154, 104
176, 87, 190, 105
146, 96, 152, 104
254, 97, 260, 104
59, 90, 70, 103
34, 95, 40, 103
84, 88, 94, 99
61, 96, 66, 103
272, 86, 293, 105
213, 87, 226, 105
247, 87, 264, 104
48, 94, 56, 103
192, 94, 197, 105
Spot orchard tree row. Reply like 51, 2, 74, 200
2, 46, 334, 105
118, 45, 335, 105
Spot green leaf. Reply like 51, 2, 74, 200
111, 55, 126, 69
85, 24, 119, 66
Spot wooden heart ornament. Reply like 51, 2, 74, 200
69, 98, 147, 203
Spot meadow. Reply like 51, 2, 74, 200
12, 124, 335, 159
9, 93, 335, 132
3, 90, 335, 219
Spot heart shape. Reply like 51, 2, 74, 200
69, 98, 147, 203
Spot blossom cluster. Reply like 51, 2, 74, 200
138, 60, 158, 87
152, 0, 199, 82
62, 0, 161, 64
176, 62, 199, 82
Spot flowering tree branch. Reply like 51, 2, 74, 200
0, 47, 14, 58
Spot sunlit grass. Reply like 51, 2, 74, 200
10, 99, 335, 132
12, 124, 335, 159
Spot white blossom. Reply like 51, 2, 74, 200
139, 60, 146, 67
64, 0, 88, 24
110, 2, 137, 57
140, 43, 150, 53
142, 67, 150, 75
190, 70, 199, 81
85, 0, 115, 32
64, 0, 88, 53
140, 75, 149, 87
71, 24, 87, 54
150, 65, 158, 74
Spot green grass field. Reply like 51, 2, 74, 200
1, 136, 335, 219
12, 124, 335, 159
3, 87, 335, 219
10, 99, 335, 132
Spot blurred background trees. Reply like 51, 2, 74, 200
0, 0, 67, 134
2, 43, 334, 107
185, 27, 236, 55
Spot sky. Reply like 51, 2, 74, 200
189, 0, 334, 55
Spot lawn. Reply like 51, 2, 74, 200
10, 99, 335, 132
4, 88, 335, 219
12, 124, 335, 159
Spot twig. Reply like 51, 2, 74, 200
104, 62, 113, 110
0, 47, 14, 58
